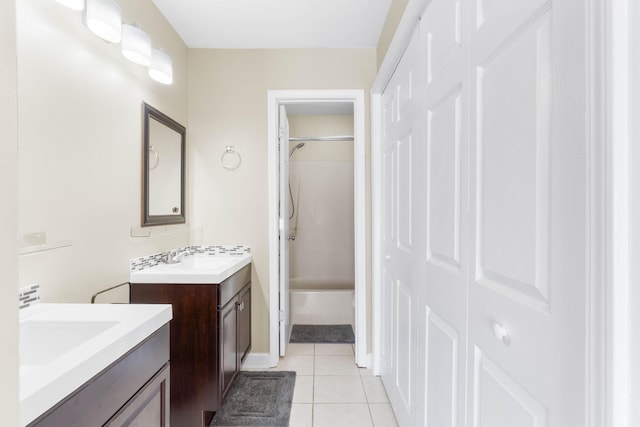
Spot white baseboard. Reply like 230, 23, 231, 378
358, 352, 373, 370
243, 351, 374, 372
366, 352, 374, 369
241, 352, 272, 370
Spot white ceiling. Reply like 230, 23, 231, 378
152, 0, 394, 49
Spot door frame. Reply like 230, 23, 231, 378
278, 105, 291, 355
370, 0, 609, 423
267, 89, 368, 367
608, 1, 640, 426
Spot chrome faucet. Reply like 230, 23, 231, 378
167, 249, 191, 264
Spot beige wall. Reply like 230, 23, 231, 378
376, 0, 410, 69
17, 0, 189, 303
188, 49, 376, 354
0, 0, 19, 423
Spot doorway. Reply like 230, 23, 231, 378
267, 90, 368, 368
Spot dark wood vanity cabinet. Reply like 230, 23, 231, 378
130, 264, 252, 427
219, 282, 252, 398
105, 362, 170, 427
238, 284, 252, 361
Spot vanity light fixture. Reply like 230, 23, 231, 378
85, 0, 122, 43
55, 0, 84, 11
61, 0, 170, 85
148, 48, 173, 85
121, 24, 152, 66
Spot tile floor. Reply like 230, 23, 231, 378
266, 343, 399, 427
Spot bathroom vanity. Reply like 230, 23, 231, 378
29, 326, 169, 427
130, 256, 252, 427
20, 303, 172, 427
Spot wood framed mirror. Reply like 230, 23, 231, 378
142, 102, 186, 226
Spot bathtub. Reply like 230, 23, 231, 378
289, 278, 355, 330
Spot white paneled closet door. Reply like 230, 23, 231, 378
378, 0, 590, 425
418, 0, 470, 425
381, 5, 471, 424
467, 0, 588, 425
380, 29, 422, 427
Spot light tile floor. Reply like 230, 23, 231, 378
267, 343, 399, 427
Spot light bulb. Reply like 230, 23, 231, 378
55, 0, 84, 11
85, 0, 121, 43
149, 48, 173, 85
122, 24, 152, 66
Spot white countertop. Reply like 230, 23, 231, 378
130, 253, 252, 284
19, 303, 172, 426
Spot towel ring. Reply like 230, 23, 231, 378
149, 145, 159, 169
221, 145, 241, 170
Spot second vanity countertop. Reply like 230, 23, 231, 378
20, 303, 172, 427
129, 246, 252, 284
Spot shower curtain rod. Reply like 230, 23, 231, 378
289, 135, 354, 142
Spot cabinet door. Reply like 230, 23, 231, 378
104, 363, 170, 427
238, 284, 251, 362
220, 296, 238, 398
130, 284, 219, 425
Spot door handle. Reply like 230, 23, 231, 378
492, 322, 510, 344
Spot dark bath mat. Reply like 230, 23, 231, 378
289, 324, 355, 344
210, 371, 296, 426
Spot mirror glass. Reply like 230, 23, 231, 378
142, 102, 186, 226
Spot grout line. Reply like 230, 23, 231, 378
359, 365, 369, 404
286, 342, 373, 426
365, 400, 376, 427
312, 344, 316, 426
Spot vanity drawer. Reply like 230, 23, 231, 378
218, 264, 251, 308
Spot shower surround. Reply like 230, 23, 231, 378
288, 159, 355, 327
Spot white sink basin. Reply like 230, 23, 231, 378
20, 320, 118, 367
129, 254, 251, 284
19, 303, 172, 427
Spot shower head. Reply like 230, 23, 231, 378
289, 142, 306, 157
